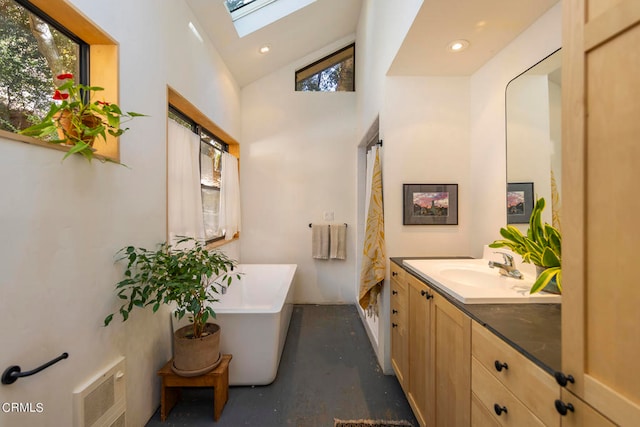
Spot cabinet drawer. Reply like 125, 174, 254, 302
558, 389, 617, 427
390, 262, 405, 282
472, 357, 546, 426
472, 321, 560, 427
390, 267, 408, 312
472, 392, 500, 427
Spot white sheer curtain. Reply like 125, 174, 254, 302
219, 152, 241, 240
167, 119, 205, 244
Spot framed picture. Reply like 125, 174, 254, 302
403, 184, 458, 225
507, 182, 534, 224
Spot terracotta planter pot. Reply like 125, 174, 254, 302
54, 110, 102, 145
171, 323, 222, 377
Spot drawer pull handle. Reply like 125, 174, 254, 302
420, 290, 433, 300
392, 323, 398, 328
392, 290, 398, 295
392, 271, 398, 277
494, 360, 509, 372
554, 371, 575, 387
554, 400, 575, 416
493, 404, 508, 416
392, 309, 398, 314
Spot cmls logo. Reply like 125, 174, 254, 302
1, 402, 44, 413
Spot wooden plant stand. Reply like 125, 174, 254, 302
157, 354, 232, 422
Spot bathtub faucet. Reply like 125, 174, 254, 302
488, 252, 523, 279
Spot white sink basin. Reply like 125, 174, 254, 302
402, 258, 561, 304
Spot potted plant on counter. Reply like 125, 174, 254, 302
19, 73, 145, 163
104, 237, 241, 376
489, 197, 562, 294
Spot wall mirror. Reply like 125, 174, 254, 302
506, 48, 561, 229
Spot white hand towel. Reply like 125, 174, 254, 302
312, 224, 330, 259
330, 224, 347, 260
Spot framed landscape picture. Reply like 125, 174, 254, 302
403, 184, 458, 225
507, 182, 534, 224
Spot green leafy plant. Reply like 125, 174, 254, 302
489, 197, 562, 294
104, 237, 241, 338
19, 73, 145, 162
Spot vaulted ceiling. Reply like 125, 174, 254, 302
185, 0, 559, 88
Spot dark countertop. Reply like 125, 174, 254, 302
391, 257, 561, 376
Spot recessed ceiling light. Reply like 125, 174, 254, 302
447, 39, 469, 52
259, 44, 271, 54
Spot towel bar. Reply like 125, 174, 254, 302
308, 223, 347, 228
2, 352, 69, 385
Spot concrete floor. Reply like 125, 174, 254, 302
146, 304, 417, 427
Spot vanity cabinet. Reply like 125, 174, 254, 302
471, 320, 617, 427
471, 321, 560, 427
562, 0, 640, 424
390, 262, 409, 391
403, 273, 471, 427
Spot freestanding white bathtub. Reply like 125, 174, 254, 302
174, 264, 297, 385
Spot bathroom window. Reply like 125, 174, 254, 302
295, 44, 355, 92
169, 106, 229, 243
0, 0, 89, 134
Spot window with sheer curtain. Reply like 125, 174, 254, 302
168, 107, 228, 243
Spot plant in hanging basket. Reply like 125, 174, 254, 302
489, 197, 562, 294
19, 73, 145, 163
104, 236, 241, 339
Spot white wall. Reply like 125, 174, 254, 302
0, 1, 240, 425
383, 77, 471, 258
355, 0, 423, 138
469, 2, 562, 257
240, 37, 358, 304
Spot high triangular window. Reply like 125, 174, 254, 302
295, 44, 355, 92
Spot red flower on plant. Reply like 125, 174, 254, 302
56, 73, 74, 80
53, 90, 69, 100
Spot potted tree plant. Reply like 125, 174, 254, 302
104, 237, 241, 376
19, 73, 145, 163
489, 197, 562, 294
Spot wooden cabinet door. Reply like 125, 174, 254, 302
562, 0, 640, 424
407, 274, 431, 427
431, 292, 471, 427
390, 264, 409, 390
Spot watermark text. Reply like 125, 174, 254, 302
1, 402, 44, 413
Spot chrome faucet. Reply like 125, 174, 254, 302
488, 252, 524, 279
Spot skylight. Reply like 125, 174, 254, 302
225, 0, 316, 38
225, 0, 278, 21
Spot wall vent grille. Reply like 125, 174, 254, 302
73, 357, 126, 427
